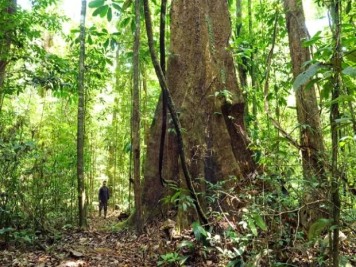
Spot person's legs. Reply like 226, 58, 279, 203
103, 202, 108, 218
99, 202, 103, 217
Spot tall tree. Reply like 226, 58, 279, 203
0, 0, 16, 110
77, 0, 87, 228
142, 0, 256, 224
132, 0, 142, 233
328, 0, 342, 265
283, 0, 327, 229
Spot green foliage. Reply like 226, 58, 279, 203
307, 218, 332, 241
215, 89, 233, 104
89, 0, 105, 8
293, 63, 326, 91
192, 221, 207, 242
162, 182, 195, 212
342, 66, 356, 78
157, 252, 189, 266
0, 0, 354, 265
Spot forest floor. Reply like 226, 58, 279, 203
0, 210, 178, 267
1, 210, 355, 266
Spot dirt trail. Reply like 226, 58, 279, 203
0, 212, 162, 267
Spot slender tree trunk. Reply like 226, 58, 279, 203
107, 99, 118, 205
113, 103, 118, 208
235, 0, 247, 89
77, 0, 87, 228
142, 69, 149, 142
283, 0, 327, 230
247, 0, 259, 133
235, 0, 249, 125
158, 0, 167, 185
132, 0, 142, 233
329, 1, 342, 265
0, 0, 16, 111
142, 0, 256, 224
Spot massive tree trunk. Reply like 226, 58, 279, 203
283, 0, 327, 229
142, 0, 256, 223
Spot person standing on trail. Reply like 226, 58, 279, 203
98, 181, 110, 218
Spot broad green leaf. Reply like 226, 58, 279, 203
192, 221, 207, 241
335, 117, 351, 125
123, 142, 131, 153
182, 203, 187, 211
321, 80, 332, 100
307, 218, 332, 240
345, 50, 356, 63
305, 77, 321, 91
247, 218, 257, 236
120, 17, 131, 28
330, 95, 355, 105
92, 5, 109, 17
232, 247, 244, 256
179, 255, 190, 265
342, 66, 356, 78
293, 63, 324, 91
112, 3, 122, 11
122, 0, 132, 10
345, 0, 352, 14
107, 7, 112, 21
253, 213, 267, 231
103, 38, 110, 49
87, 35, 93, 45
89, 0, 105, 8
303, 31, 322, 47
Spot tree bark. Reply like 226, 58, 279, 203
132, 0, 142, 234
0, 0, 17, 111
142, 0, 256, 223
283, 0, 327, 230
158, 0, 168, 185
107, 99, 118, 206
77, 0, 87, 228
329, 1, 342, 265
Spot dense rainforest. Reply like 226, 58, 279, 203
0, 0, 355, 266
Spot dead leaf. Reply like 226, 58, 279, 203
69, 250, 84, 258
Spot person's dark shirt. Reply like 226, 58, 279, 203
99, 186, 110, 203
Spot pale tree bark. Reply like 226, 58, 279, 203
142, 0, 256, 224
77, 0, 87, 228
283, 0, 327, 230
132, 0, 142, 233
107, 98, 118, 206
0, 0, 16, 111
